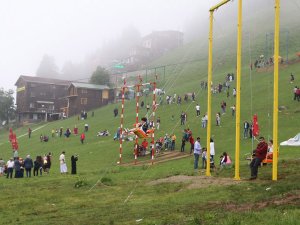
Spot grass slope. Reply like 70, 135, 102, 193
1, 18, 300, 225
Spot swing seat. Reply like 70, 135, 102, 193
262, 153, 273, 164
133, 128, 154, 138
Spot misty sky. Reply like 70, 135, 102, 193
1, 0, 223, 91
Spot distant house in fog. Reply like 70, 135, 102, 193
141, 30, 184, 57
15, 75, 71, 124
65, 82, 114, 117
111, 30, 184, 71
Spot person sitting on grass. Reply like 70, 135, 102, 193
220, 152, 232, 168
97, 130, 110, 136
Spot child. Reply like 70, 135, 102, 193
202, 148, 207, 169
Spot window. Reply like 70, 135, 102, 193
30, 92, 35, 97
81, 89, 88, 94
102, 90, 109, 99
81, 98, 87, 105
40, 92, 46, 96
30, 83, 37, 87
29, 103, 35, 108
49, 105, 55, 110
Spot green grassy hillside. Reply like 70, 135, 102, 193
1, 5, 300, 224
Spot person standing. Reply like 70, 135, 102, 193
233, 88, 237, 98
156, 117, 161, 130
33, 156, 43, 176
113, 108, 118, 117
59, 127, 63, 137
171, 133, 176, 150
249, 137, 268, 180
194, 137, 202, 170
180, 138, 186, 152
243, 121, 250, 138
6, 158, 14, 178
201, 115, 206, 128
180, 111, 185, 125
24, 155, 33, 178
210, 138, 215, 161
0, 158, 5, 176
84, 124, 89, 132
71, 154, 78, 175
80, 133, 85, 144
28, 127, 32, 138
59, 151, 67, 174
44, 153, 52, 174
189, 136, 195, 155
293, 86, 298, 100
231, 105, 236, 117
216, 113, 221, 126
290, 73, 295, 83
146, 104, 150, 112
196, 104, 200, 117
14, 157, 21, 178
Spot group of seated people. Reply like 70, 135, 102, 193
97, 130, 110, 137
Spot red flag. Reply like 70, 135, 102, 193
252, 114, 260, 137
11, 132, 19, 151
9, 128, 13, 142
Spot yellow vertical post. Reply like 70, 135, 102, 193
206, 10, 214, 176
272, 0, 280, 181
206, 0, 230, 176
234, 0, 242, 180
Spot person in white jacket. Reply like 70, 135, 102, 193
210, 138, 215, 161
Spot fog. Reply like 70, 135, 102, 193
0, 0, 211, 90
1, 0, 299, 91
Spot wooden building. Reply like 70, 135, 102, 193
15, 75, 71, 124
66, 82, 114, 117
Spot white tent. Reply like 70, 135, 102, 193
280, 133, 300, 146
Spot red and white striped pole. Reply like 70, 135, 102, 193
134, 76, 142, 164
119, 78, 126, 164
151, 80, 157, 165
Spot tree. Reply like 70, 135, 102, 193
0, 88, 15, 124
90, 66, 111, 86
36, 54, 60, 78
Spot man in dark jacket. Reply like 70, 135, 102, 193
24, 155, 33, 178
249, 136, 268, 180
71, 155, 78, 175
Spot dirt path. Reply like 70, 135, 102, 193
148, 175, 241, 189
120, 151, 191, 166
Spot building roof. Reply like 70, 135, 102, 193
142, 30, 184, 40
70, 82, 110, 90
15, 75, 71, 86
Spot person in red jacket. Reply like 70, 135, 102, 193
189, 136, 195, 155
80, 133, 85, 144
249, 136, 268, 180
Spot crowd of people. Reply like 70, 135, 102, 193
0, 150, 81, 179
0, 153, 52, 179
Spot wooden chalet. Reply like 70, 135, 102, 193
15, 75, 71, 124
66, 82, 114, 117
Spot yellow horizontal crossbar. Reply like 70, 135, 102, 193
210, 0, 231, 12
